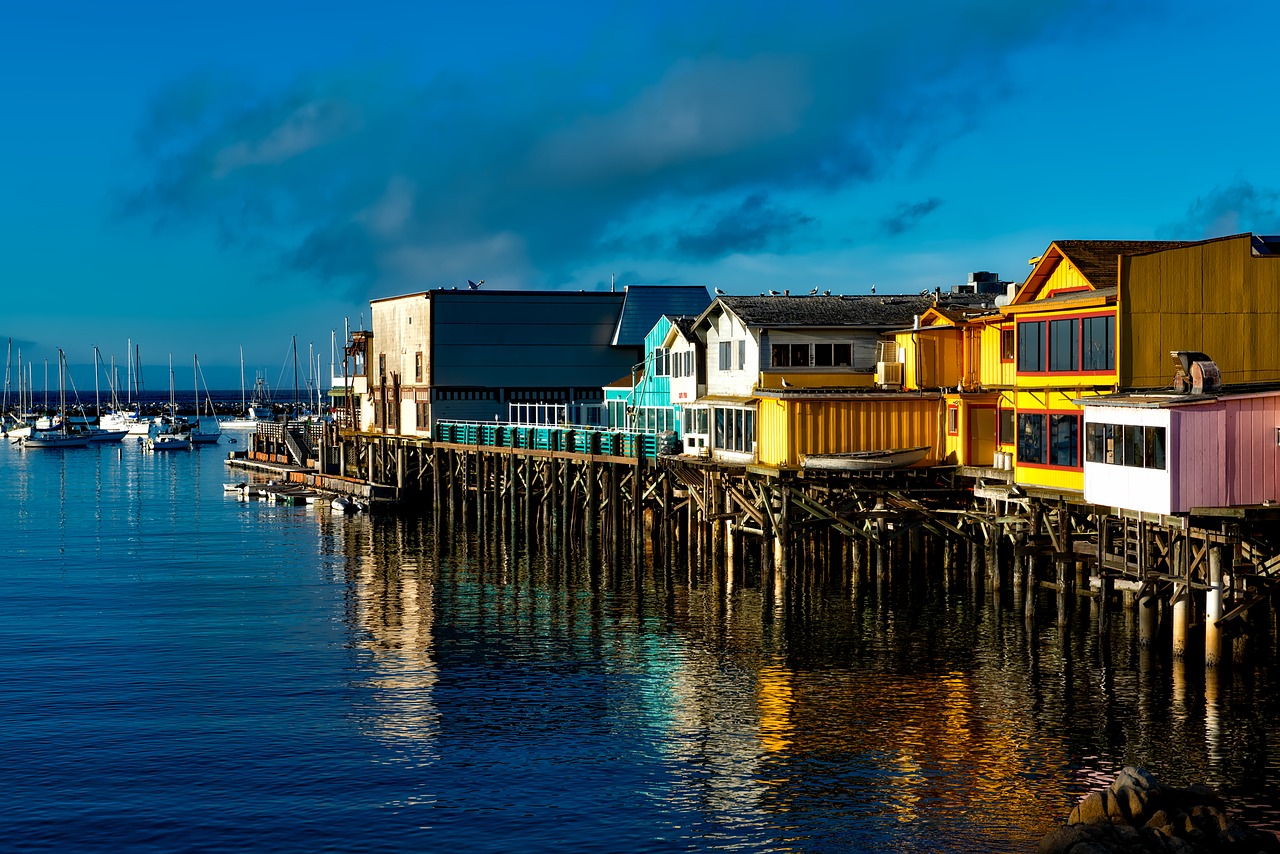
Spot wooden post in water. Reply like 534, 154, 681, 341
585, 459, 598, 562
1172, 535, 1189, 658
774, 487, 790, 610
1206, 544, 1224, 668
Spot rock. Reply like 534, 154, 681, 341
1042, 767, 1280, 853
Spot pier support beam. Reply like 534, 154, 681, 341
1172, 538, 1189, 658
1139, 592, 1158, 647
1206, 545, 1224, 668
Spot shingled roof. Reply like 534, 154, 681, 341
702, 294, 989, 329
1049, 240, 1201, 289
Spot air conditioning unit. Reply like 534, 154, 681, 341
877, 361, 904, 387
875, 341, 901, 364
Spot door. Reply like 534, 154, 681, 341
969, 406, 996, 467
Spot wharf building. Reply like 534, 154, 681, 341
246, 233, 1280, 672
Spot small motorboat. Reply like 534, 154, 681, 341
331, 496, 366, 514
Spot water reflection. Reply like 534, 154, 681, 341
330, 513, 1280, 850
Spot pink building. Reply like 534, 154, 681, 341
1081, 385, 1280, 515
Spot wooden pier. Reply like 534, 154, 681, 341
231, 420, 1280, 673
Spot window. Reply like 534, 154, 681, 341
653, 347, 669, 377
711, 406, 755, 453
771, 344, 789, 367
1000, 327, 1015, 361
834, 343, 852, 367
416, 401, 429, 428
947, 406, 959, 435
1085, 422, 1105, 463
814, 343, 833, 367
414, 352, 423, 383
378, 354, 387, 383
1018, 413, 1046, 464
1123, 424, 1145, 468
999, 408, 1015, 445
1145, 425, 1165, 469
737, 339, 746, 370
1017, 321, 1045, 372
1082, 315, 1115, 371
791, 343, 808, 367
1049, 413, 1080, 467
718, 341, 732, 371
1087, 421, 1166, 470
1049, 319, 1079, 372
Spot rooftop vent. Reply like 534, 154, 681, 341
1170, 350, 1221, 394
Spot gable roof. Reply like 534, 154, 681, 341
1015, 239, 1201, 304
611, 285, 712, 346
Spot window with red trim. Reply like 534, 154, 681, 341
947, 405, 959, 435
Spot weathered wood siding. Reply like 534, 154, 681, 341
1123, 235, 1280, 386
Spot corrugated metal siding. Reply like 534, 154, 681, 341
897, 329, 962, 390
757, 397, 943, 468
1125, 236, 1280, 386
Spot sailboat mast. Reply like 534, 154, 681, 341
292, 335, 299, 417
93, 346, 101, 420
240, 346, 246, 413
57, 350, 66, 434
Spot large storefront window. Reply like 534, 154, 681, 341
1017, 413, 1045, 464
711, 406, 755, 453
1048, 413, 1079, 467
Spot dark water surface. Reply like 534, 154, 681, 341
2, 437, 1279, 852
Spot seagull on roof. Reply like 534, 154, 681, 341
780, 377, 792, 388
468, 279, 484, 290
823, 290, 831, 296
714, 287, 725, 295
870, 284, 876, 294
809, 288, 819, 295
769, 289, 781, 295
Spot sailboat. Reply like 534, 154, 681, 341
85, 347, 127, 443
21, 350, 91, 448
184, 354, 222, 445
145, 354, 190, 451
100, 340, 151, 435
221, 347, 272, 428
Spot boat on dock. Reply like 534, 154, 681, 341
801, 445, 930, 471
19, 352, 91, 449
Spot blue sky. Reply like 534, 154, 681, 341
1, 0, 1272, 390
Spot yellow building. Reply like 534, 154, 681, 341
891, 305, 1007, 468
993, 235, 1280, 495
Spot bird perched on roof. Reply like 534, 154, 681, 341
809, 288, 818, 295
714, 287, 725, 295
870, 284, 877, 294
780, 377, 792, 388
823, 290, 831, 296
920, 289, 929, 295
769, 289, 781, 295
468, 279, 484, 290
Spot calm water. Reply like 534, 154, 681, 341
2, 437, 1279, 852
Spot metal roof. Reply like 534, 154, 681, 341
612, 285, 712, 346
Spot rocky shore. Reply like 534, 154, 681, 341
1039, 767, 1280, 853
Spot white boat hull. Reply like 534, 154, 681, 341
801, 446, 931, 471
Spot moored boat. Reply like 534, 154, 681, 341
801, 445, 930, 471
